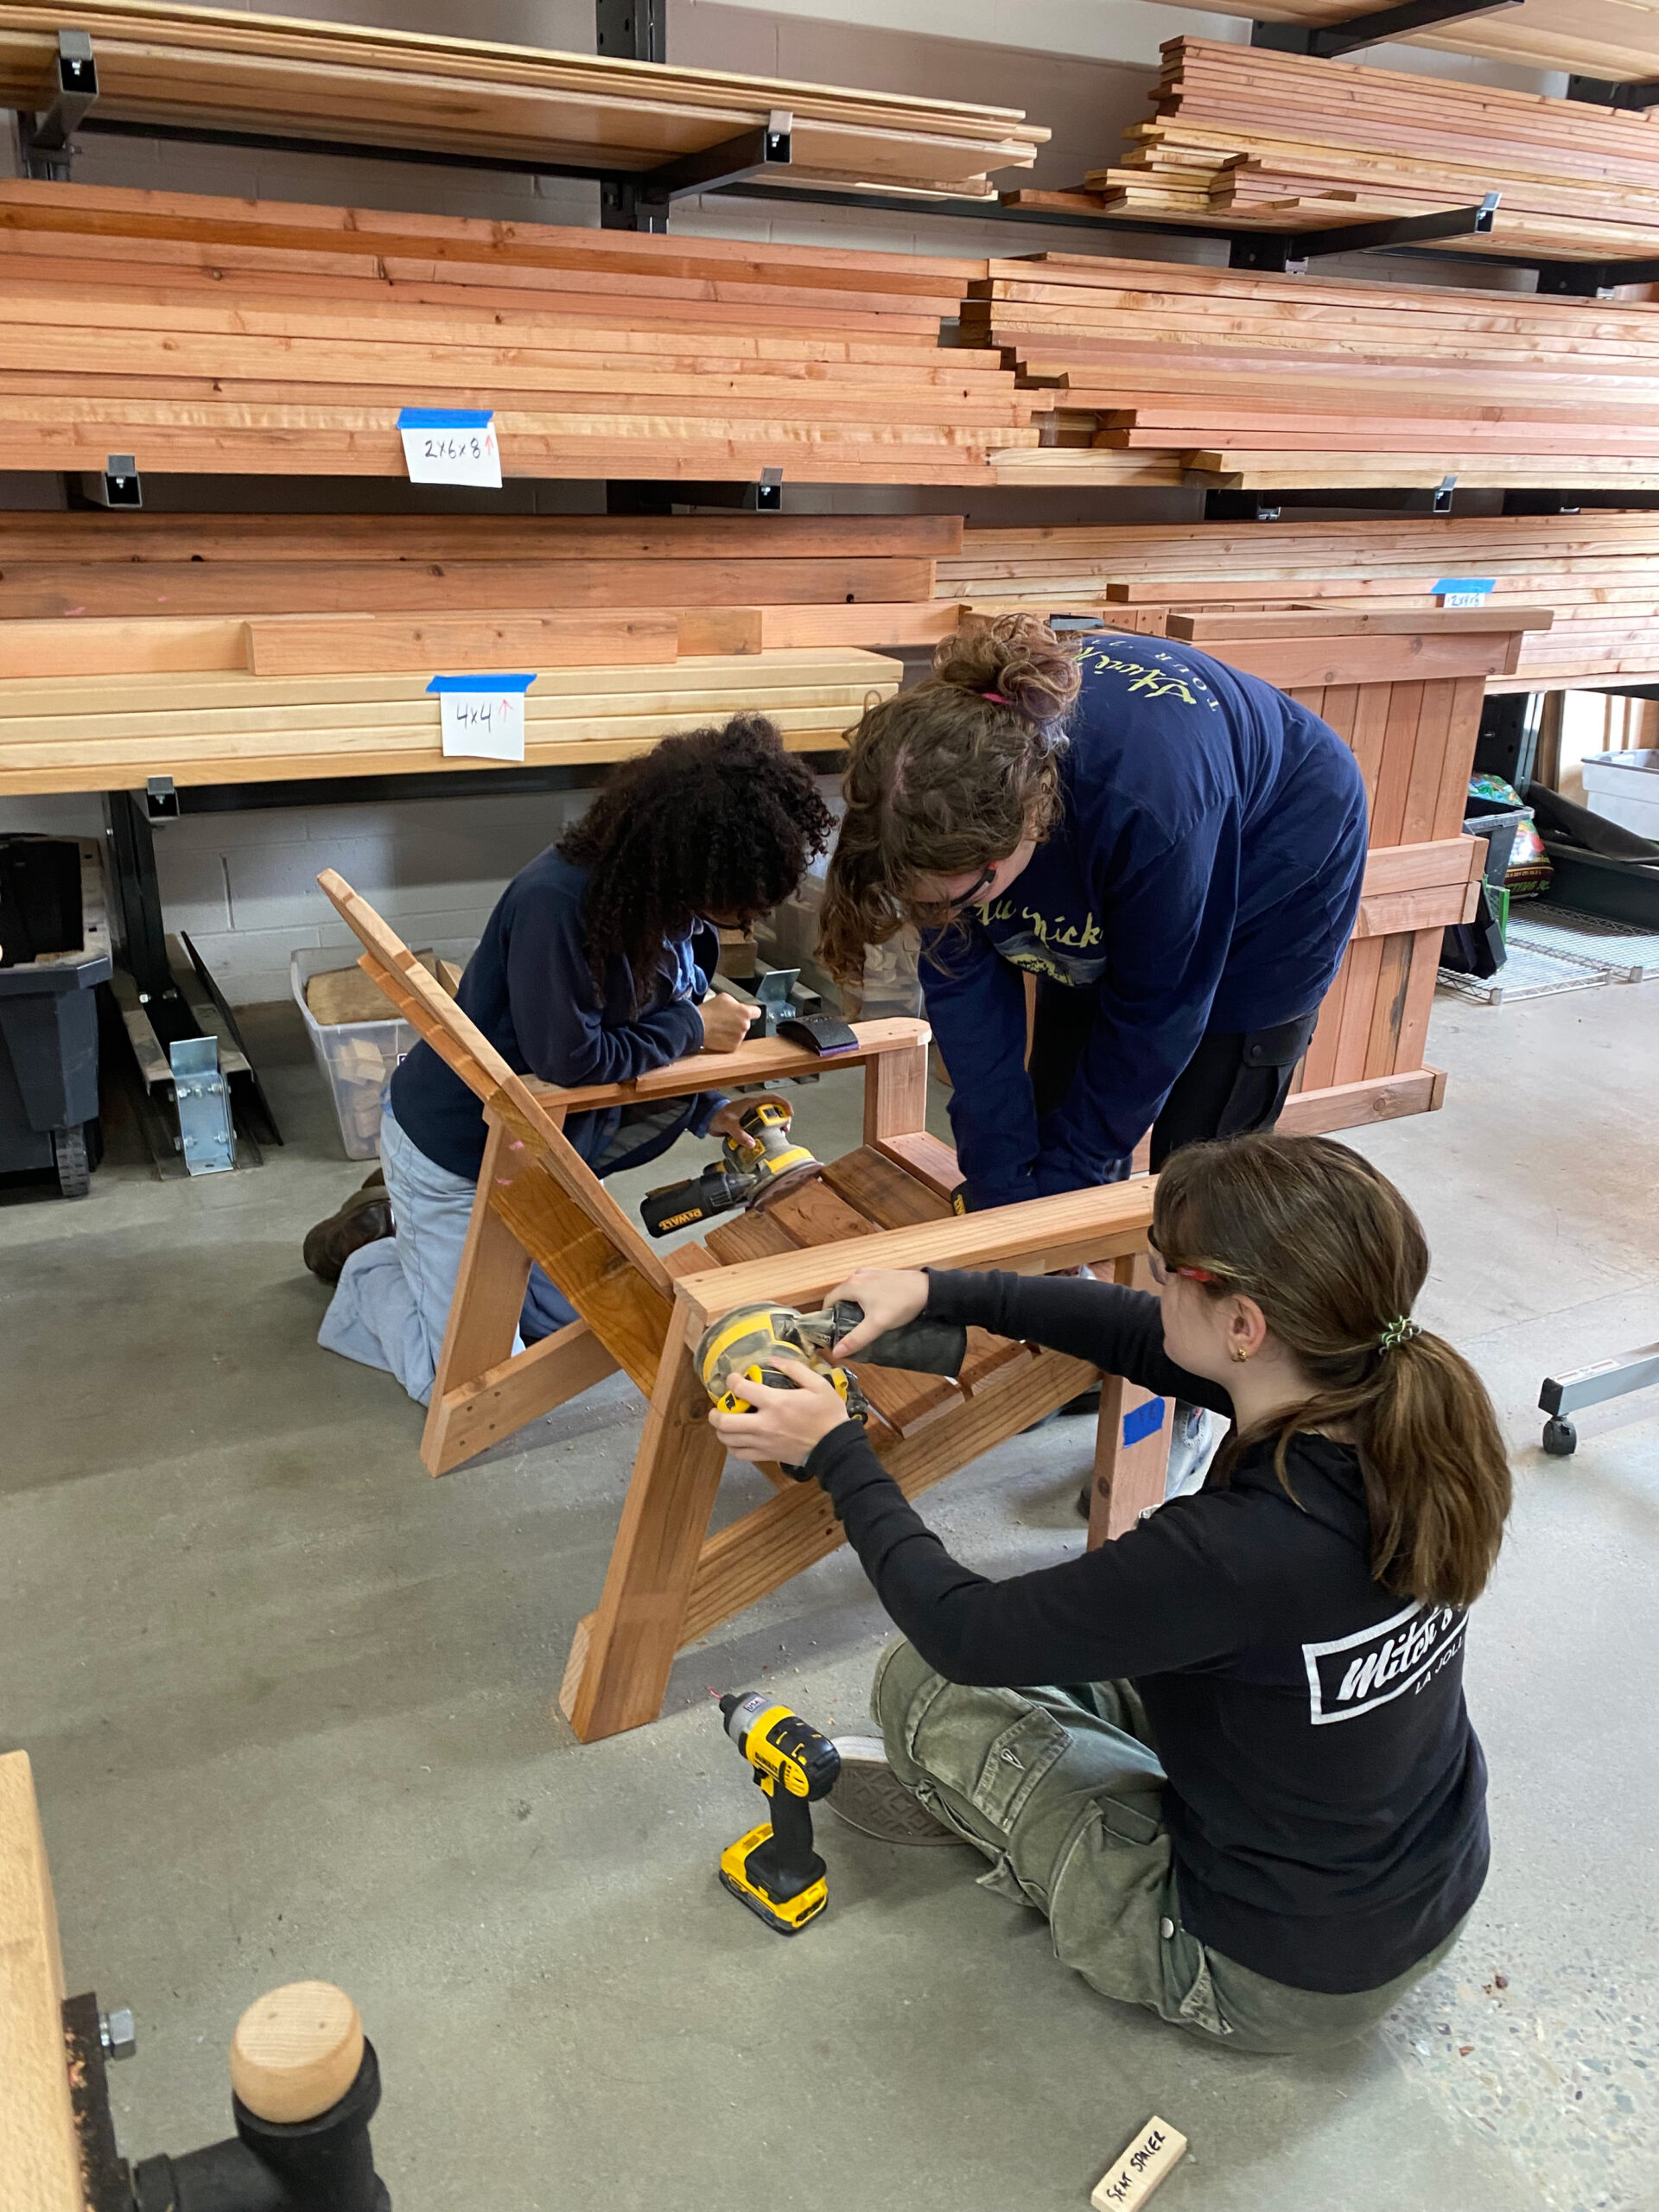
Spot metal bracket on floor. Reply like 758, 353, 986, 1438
601, 110, 792, 232
20, 28, 97, 181
1249, 0, 1519, 60
168, 1035, 237, 1177
1228, 193, 1498, 273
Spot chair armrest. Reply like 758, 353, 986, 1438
671, 1179, 1156, 1327
524, 1018, 931, 1112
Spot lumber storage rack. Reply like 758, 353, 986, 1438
0, 8, 1615, 279
13, 19, 794, 230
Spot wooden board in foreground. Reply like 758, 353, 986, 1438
0, 1751, 80, 2212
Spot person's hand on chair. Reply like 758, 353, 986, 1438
698, 993, 760, 1054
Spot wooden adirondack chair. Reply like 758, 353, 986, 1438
316, 870, 1168, 1740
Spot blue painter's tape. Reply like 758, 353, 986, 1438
1122, 1396, 1166, 1449
425, 673, 537, 693
1431, 577, 1495, 594
398, 406, 494, 429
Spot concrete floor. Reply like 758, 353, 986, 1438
3, 980, 1656, 2212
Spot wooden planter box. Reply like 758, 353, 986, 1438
1154, 610, 1550, 1139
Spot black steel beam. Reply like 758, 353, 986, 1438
1535, 253, 1659, 296
1230, 193, 1497, 270
1567, 73, 1659, 111
1251, 0, 1519, 60
77, 113, 616, 181
639, 114, 791, 200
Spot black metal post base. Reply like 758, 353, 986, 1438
130, 2045, 391, 2212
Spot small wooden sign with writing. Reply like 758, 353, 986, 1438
1090, 2115, 1188, 2212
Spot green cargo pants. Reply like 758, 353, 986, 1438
873, 1637, 1467, 2056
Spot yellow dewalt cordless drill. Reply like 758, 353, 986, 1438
718, 1690, 842, 1935
639, 1098, 823, 1239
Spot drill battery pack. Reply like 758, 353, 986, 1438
718, 1822, 830, 1936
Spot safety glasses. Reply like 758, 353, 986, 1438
1147, 1239, 1219, 1288
943, 862, 998, 916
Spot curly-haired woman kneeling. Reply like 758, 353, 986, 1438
711, 1135, 1510, 2055
313, 718, 831, 1405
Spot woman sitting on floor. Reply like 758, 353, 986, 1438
308, 716, 832, 1406
710, 1132, 1510, 2055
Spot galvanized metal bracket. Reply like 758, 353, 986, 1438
168, 1036, 237, 1176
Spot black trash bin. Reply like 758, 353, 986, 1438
1440, 794, 1533, 980
0, 835, 112, 1198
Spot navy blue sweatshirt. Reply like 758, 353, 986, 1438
390, 846, 721, 1181
807, 1270, 1488, 1997
922, 638, 1369, 1207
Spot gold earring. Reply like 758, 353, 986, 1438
1230, 1345, 1249, 1363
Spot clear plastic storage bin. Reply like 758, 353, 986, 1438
291, 949, 416, 1160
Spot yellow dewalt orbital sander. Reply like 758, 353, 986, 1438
718, 1689, 842, 1934
640, 1098, 822, 1239
695, 1297, 969, 1473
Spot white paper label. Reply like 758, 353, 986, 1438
438, 688, 525, 763
400, 419, 502, 488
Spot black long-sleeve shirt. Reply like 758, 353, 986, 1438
806, 1270, 1488, 1996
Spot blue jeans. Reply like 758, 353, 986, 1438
318, 1096, 690, 1408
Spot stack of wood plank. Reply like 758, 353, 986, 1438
943, 516, 1659, 691
960, 256, 1659, 493
1009, 38, 1659, 262
0, 0, 1045, 196
0, 512, 963, 678
1145, 0, 1659, 94
0, 647, 900, 796
0, 181, 1039, 484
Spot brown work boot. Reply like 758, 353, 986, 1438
303, 1181, 393, 1284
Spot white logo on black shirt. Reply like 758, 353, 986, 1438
1302, 1600, 1466, 1726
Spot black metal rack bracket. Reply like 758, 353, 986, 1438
1250, 0, 1520, 60
20, 27, 96, 179
1566, 73, 1659, 112
1229, 192, 1498, 271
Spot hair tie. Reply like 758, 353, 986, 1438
1377, 1316, 1422, 1352
982, 689, 1010, 705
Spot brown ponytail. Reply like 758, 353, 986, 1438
817, 613, 1082, 982
1154, 1133, 1511, 1611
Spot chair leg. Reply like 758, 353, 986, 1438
422, 1122, 622, 1474
1088, 1254, 1173, 1545
559, 1301, 728, 1743
422, 1127, 532, 1473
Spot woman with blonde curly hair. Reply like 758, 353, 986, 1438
821, 613, 1368, 1210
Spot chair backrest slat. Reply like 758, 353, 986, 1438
317, 869, 674, 1300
